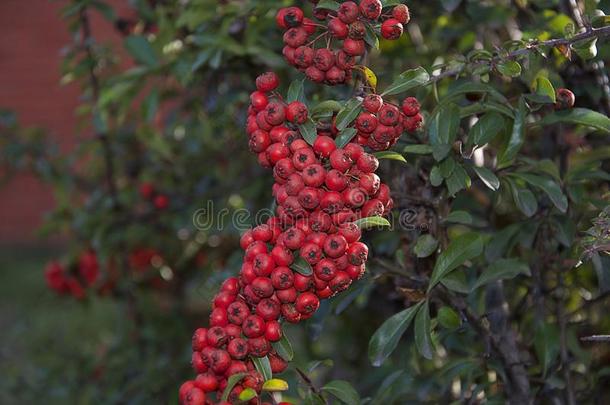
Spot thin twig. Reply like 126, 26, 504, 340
428, 25, 610, 84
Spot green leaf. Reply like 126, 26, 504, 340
538, 108, 610, 134
221, 373, 247, 401
498, 97, 527, 168
363, 22, 379, 50
444, 81, 507, 104
287, 79, 305, 103
430, 166, 443, 186
496, 60, 522, 77
414, 301, 434, 359
441, 272, 471, 294
124, 35, 158, 67
238, 388, 257, 401
446, 164, 470, 196
472, 166, 500, 191
251, 356, 272, 381
445, 210, 473, 225
429, 103, 460, 146
535, 323, 559, 377
469, 112, 504, 145
381, 67, 430, 96
374, 151, 407, 163
311, 100, 342, 118
335, 98, 363, 131
262, 378, 289, 392
353, 216, 391, 230
472, 259, 531, 290
510, 173, 568, 213
316, 0, 340, 11
432, 144, 452, 161
272, 334, 294, 362
572, 37, 598, 60
298, 118, 318, 145
291, 256, 313, 276
414, 234, 438, 258
437, 306, 461, 329
507, 179, 538, 217
322, 380, 360, 405
533, 76, 556, 103
368, 302, 422, 366
485, 224, 521, 261
335, 128, 358, 148
428, 233, 484, 291
439, 157, 456, 178
404, 144, 432, 154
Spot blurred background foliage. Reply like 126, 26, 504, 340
1, 0, 610, 403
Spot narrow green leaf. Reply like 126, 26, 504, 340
316, 0, 341, 11
510, 173, 568, 213
311, 100, 342, 118
381, 67, 430, 96
335, 128, 358, 148
287, 79, 305, 103
221, 373, 248, 401
124, 35, 158, 67
298, 118, 318, 146
507, 179, 538, 217
572, 37, 598, 60
498, 97, 527, 168
469, 112, 504, 145
404, 144, 432, 154
272, 334, 294, 362
252, 356, 272, 381
535, 323, 559, 377
496, 60, 522, 77
437, 306, 461, 329
368, 302, 422, 366
430, 166, 443, 186
353, 216, 391, 229
533, 76, 556, 103
291, 256, 313, 276
472, 258, 531, 290
446, 164, 470, 196
335, 98, 363, 131
322, 380, 360, 405
374, 151, 407, 163
472, 166, 500, 191
538, 108, 610, 133
432, 144, 452, 161
363, 22, 379, 49
414, 301, 433, 359
414, 234, 438, 258
444, 210, 473, 225
239, 388, 257, 401
429, 103, 460, 146
428, 233, 483, 291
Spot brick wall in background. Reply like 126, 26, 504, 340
0, 0, 125, 244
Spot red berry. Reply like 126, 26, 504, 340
271, 244, 294, 266
328, 18, 349, 39
335, 50, 356, 70
210, 307, 228, 327
265, 320, 283, 342
343, 38, 365, 56
348, 21, 366, 40
251, 277, 274, 298
359, 0, 382, 20
320, 191, 344, 214
381, 18, 403, 40
392, 4, 411, 24
329, 271, 351, 292
363, 94, 383, 113
344, 143, 364, 161
338, 222, 361, 243
243, 314, 266, 338
253, 253, 275, 277
195, 373, 219, 393
282, 6, 304, 28
154, 194, 169, 209
325, 169, 348, 192
295, 292, 320, 315
404, 112, 423, 132
357, 153, 379, 172
313, 48, 335, 72
324, 234, 348, 258
294, 46, 314, 68
227, 338, 249, 360
378, 103, 400, 126
277, 287, 298, 303
326, 66, 347, 85
183, 387, 206, 405
314, 258, 337, 281
286, 101, 309, 124
139, 182, 154, 199
271, 266, 295, 289
281, 303, 302, 323
209, 349, 232, 374
338, 1, 359, 24
250, 91, 269, 111
302, 164, 326, 187
347, 241, 369, 265
269, 352, 288, 373
342, 187, 368, 208
305, 66, 325, 83
361, 198, 385, 217
313, 135, 336, 157
401, 97, 420, 116
555, 88, 575, 110
356, 112, 378, 133
256, 298, 281, 321
300, 242, 323, 265
256, 72, 279, 92
283, 27, 309, 48
192, 328, 208, 351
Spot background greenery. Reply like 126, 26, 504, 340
1, 0, 610, 403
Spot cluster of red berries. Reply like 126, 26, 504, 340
277, 1, 411, 85
140, 182, 170, 210
44, 250, 100, 299
179, 71, 407, 404
352, 93, 422, 151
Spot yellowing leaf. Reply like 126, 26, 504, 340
262, 378, 289, 392
357, 65, 378, 90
